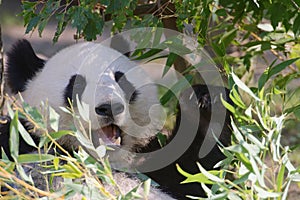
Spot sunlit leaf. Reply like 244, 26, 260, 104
176, 164, 218, 184
276, 164, 285, 192
49, 106, 60, 132
9, 112, 20, 161
95, 145, 106, 158
232, 72, 260, 101
258, 58, 299, 90
76, 95, 90, 122
221, 93, 236, 114
253, 185, 281, 198
196, 163, 224, 183
17, 154, 54, 163
143, 179, 151, 197
18, 120, 37, 148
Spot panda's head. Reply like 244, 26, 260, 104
5, 39, 164, 166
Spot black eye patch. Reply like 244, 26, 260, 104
114, 71, 139, 103
64, 74, 87, 106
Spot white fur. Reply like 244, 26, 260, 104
14, 42, 172, 199
21, 42, 164, 156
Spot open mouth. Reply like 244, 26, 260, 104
97, 124, 122, 146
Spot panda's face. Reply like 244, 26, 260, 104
77, 59, 164, 150
6, 40, 164, 163
67, 51, 163, 151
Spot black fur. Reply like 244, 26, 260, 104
3, 40, 233, 199
114, 71, 139, 103
110, 35, 131, 57
140, 84, 233, 199
0, 115, 72, 161
6, 39, 45, 94
64, 74, 87, 106
0, 115, 40, 161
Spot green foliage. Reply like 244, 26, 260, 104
160, 74, 193, 106
177, 164, 223, 185
20, 0, 300, 80
0, 98, 152, 199
21, 0, 141, 42
176, 0, 300, 74
10, 0, 300, 199
178, 59, 300, 199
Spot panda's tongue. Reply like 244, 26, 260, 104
100, 125, 121, 146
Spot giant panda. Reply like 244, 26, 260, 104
5, 39, 166, 165
1, 39, 232, 199
2, 39, 172, 199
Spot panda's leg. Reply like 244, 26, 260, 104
140, 84, 233, 199
0, 115, 12, 159
0, 115, 40, 160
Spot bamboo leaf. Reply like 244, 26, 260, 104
9, 111, 19, 161
76, 95, 90, 122
16, 163, 33, 184
17, 154, 54, 163
160, 74, 193, 105
176, 164, 217, 184
133, 49, 164, 60
221, 94, 236, 114
232, 72, 260, 101
197, 163, 224, 183
18, 120, 37, 148
143, 179, 151, 197
276, 164, 285, 192
49, 106, 60, 132
162, 53, 178, 77
258, 58, 299, 90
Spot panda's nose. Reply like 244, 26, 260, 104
95, 103, 124, 118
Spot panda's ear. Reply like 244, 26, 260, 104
110, 35, 131, 57
64, 74, 87, 107
6, 39, 45, 93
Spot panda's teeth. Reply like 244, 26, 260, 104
114, 137, 121, 146
99, 125, 122, 146
112, 125, 122, 146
